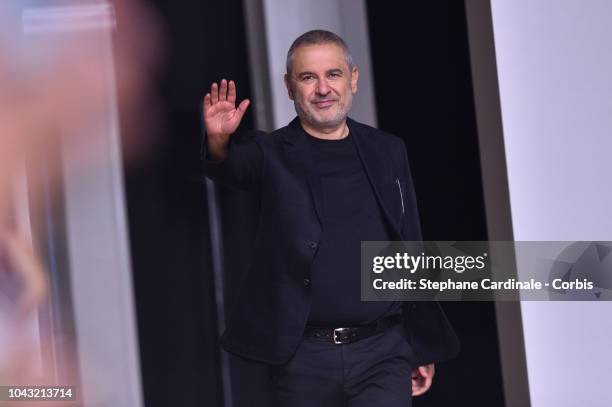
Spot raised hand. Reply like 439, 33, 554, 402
203, 79, 250, 160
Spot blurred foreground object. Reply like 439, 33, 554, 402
0, 0, 160, 189
0, 230, 48, 318
0, 1, 162, 405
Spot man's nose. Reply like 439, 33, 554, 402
316, 79, 331, 95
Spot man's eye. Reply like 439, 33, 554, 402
328, 73, 341, 78
301, 75, 315, 81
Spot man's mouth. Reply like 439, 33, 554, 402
312, 99, 337, 108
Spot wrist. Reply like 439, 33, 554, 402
207, 136, 229, 161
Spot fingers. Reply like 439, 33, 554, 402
203, 93, 211, 109
228, 80, 236, 104
411, 364, 435, 396
237, 98, 250, 113
208, 79, 239, 106
234, 99, 250, 121
417, 364, 435, 381
211, 82, 219, 104
219, 79, 228, 101
412, 372, 426, 396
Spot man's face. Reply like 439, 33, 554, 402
285, 43, 358, 130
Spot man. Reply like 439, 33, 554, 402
202, 30, 458, 406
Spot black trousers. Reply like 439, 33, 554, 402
269, 324, 414, 407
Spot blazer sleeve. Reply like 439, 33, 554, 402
200, 129, 265, 192
395, 138, 461, 365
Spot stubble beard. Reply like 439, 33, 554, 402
294, 95, 352, 131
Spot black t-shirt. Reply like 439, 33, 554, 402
306, 132, 401, 326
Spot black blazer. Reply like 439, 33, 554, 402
202, 116, 459, 365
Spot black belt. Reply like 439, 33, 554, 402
303, 314, 402, 345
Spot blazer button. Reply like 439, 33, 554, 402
303, 278, 311, 286
308, 241, 318, 249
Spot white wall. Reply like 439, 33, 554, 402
490, 1, 612, 405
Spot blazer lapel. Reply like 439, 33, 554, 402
347, 117, 401, 237
281, 117, 324, 226
281, 116, 400, 236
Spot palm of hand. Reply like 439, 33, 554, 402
203, 79, 250, 139
205, 100, 241, 136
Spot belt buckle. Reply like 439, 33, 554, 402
333, 327, 349, 345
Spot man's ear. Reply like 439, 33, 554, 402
284, 74, 294, 100
351, 66, 359, 94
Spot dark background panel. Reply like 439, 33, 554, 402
123, 0, 258, 406
366, 1, 505, 406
